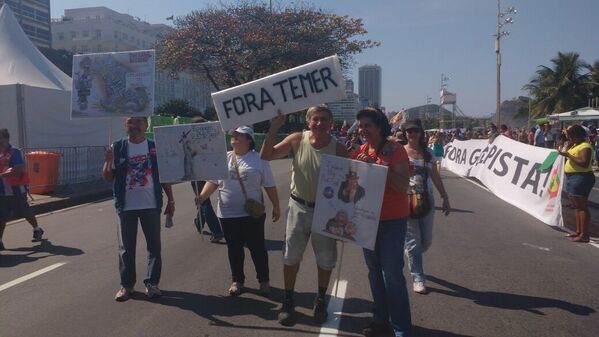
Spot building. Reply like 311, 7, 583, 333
328, 79, 359, 123
358, 64, 382, 108
0, 0, 51, 48
51, 7, 214, 112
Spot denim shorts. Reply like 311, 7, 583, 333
565, 172, 595, 198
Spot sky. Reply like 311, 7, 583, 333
51, 0, 599, 117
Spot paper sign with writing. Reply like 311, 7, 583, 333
211, 55, 345, 130
312, 155, 388, 251
153, 122, 228, 183
71, 50, 155, 118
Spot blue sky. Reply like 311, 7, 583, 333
51, 0, 599, 117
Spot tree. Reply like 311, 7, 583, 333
523, 52, 590, 118
154, 99, 200, 117
588, 60, 599, 101
202, 106, 218, 121
156, 2, 379, 91
39, 48, 74, 76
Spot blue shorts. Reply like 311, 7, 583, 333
565, 172, 595, 198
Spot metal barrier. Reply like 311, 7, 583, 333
24, 146, 107, 187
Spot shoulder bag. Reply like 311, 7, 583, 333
232, 153, 265, 218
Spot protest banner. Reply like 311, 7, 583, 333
442, 136, 564, 227
71, 50, 155, 118
312, 155, 388, 250
211, 55, 345, 131
153, 122, 228, 183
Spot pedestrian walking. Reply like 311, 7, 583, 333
102, 117, 175, 301
559, 125, 594, 243
352, 108, 412, 337
402, 119, 451, 295
197, 126, 280, 296
0, 128, 44, 250
260, 106, 348, 326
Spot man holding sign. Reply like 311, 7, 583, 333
261, 106, 348, 326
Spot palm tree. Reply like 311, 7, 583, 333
523, 52, 590, 118
588, 60, 599, 102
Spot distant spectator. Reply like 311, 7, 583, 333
500, 124, 512, 138
534, 125, 546, 147
518, 129, 528, 143
527, 127, 535, 145
545, 124, 556, 149
487, 124, 499, 143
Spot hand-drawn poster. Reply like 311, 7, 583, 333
312, 155, 388, 250
153, 122, 228, 183
71, 50, 155, 118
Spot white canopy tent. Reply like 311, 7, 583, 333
548, 107, 599, 122
0, 4, 124, 149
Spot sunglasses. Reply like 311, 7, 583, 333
406, 128, 421, 134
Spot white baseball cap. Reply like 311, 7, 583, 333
231, 126, 255, 141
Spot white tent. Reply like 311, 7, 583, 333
0, 4, 124, 149
548, 107, 599, 122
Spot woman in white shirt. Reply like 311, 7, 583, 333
197, 126, 280, 296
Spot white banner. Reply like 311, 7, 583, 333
211, 55, 345, 130
312, 155, 388, 250
440, 89, 456, 105
71, 50, 155, 118
153, 122, 228, 183
442, 136, 564, 227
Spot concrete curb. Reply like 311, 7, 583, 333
28, 189, 113, 217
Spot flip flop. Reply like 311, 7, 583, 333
565, 232, 580, 237
571, 237, 590, 243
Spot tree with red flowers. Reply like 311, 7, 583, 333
156, 2, 379, 91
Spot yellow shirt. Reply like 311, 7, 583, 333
565, 142, 593, 173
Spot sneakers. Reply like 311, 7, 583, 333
413, 281, 427, 294
228, 282, 244, 296
32, 227, 44, 242
210, 235, 225, 243
278, 299, 296, 326
258, 281, 271, 295
114, 287, 133, 302
362, 321, 394, 337
145, 283, 162, 299
313, 297, 329, 324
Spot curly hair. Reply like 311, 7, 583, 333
356, 107, 391, 154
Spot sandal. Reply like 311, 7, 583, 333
228, 282, 244, 296
571, 236, 590, 243
565, 232, 580, 237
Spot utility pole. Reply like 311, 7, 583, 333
495, 0, 516, 127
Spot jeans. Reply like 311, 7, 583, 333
405, 196, 435, 283
363, 218, 412, 337
220, 214, 269, 283
192, 181, 224, 238
117, 208, 161, 288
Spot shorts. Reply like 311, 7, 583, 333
565, 172, 595, 198
283, 198, 337, 270
0, 193, 34, 221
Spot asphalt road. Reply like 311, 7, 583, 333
1, 159, 598, 337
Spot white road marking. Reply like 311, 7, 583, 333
522, 243, 550, 251
0, 262, 67, 292
318, 279, 348, 337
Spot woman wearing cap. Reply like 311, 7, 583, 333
559, 125, 594, 243
352, 107, 412, 337
197, 126, 281, 295
403, 118, 450, 295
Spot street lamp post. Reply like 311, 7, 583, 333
495, 0, 516, 127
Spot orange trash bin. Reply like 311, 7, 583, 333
25, 151, 62, 194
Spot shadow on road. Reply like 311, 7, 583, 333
265, 239, 284, 251
141, 287, 359, 336
0, 240, 84, 267
427, 275, 595, 316
434, 207, 474, 214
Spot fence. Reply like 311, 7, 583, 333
24, 146, 107, 188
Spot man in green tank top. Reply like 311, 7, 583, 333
261, 105, 348, 326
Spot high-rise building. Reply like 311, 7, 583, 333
51, 7, 214, 112
0, 0, 51, 48
328, 79, 359, 122
358, 64, 382, 108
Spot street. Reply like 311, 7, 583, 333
1, 159, 598, 337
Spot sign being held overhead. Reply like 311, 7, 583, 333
211, 55, 345, 130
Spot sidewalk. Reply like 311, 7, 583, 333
25, 180, 113, 217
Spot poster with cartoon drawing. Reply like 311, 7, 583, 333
153, 122, 228, 183
71, 50, 155, 118
312, 155, 388, 250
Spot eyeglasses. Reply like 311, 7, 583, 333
406, 129, 421, 134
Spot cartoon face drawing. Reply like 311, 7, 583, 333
127, 154, 151, 189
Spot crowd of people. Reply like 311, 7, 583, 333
1, 106, 596, 337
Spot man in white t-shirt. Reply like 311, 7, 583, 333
103, 116, 175, 302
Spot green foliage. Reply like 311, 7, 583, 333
154, 99, 200, 117
523, 52, 598, 118
202, 106, 218, 121
39, 48, 73, 76
156, 1, 379, 91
